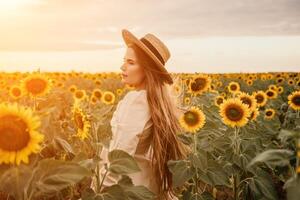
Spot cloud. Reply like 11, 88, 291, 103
0, 0, 299, 51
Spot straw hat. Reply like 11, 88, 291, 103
121, 29, 173, 85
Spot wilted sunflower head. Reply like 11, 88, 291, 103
219, 98, 251, 128
71, 103, 91, 140
21, 73, 53, 97
288, 91, 300, 111
252, 91, 268, 107
188, 74, 211, 96
0, 102, 44, 165
179, 106, 206, 134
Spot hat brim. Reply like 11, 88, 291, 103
122, 29, 173, 85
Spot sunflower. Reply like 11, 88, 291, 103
69, 85, 77, 93
268, 84, 277, 91
276, 77, 284, 84
101, 91, 116, 105
227, 82, 240, 94
277, 86, 284, 94
90, 95, 98, 105
214, 96, 225, 107
288, 91, 300, 110
92, 89, 102, 100
184, 97, 191, 105
246, 80, 253, 86
288, 79, 295, 85
219, 98, 251, 127
21, 73, 52, 97
73, 89, 87, 101
71, 103, 91, 140
0, 102, 44, 165
188, 74, 211, 96
249, 108, 260, 121
264, 108, 275, 120
116, 88, 124, 96
265, 89, 278, 99
252, 91, 268, 107
9, 85, 24, 100
238, 92, 257, 111
179, 106, 206, 134
172, 84, 182, 96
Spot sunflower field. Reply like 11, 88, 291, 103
0, 71, 299, 200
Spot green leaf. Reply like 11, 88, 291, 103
54, 137, 75, 155
248, 168, 278, 200
29, 158, 92, 198
108, 149, 140, 175
198, 160, 231, 187
167, 160, 196, 187
117, 175, 155, 200
189, 149, 208, 171
284, 176, 300, 200
0, 165, 32, 200
247, 149, 294, 169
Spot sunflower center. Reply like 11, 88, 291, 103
184, 111, 199, 126
12, 88, 21, 97
0, 115, 30, 151
230, 85, 237, 91
292, 95, 300, 106
191, 78, 206, 92
266, 111, 273, 116
225, 105, 243, 121
94, 91, 102, 98
105, 94, 112, 102
266, 91, 274, 97
255, 94, 264, 103
217, 98, 223, 105
26, 78, 47, 95
75, 91, 84, 99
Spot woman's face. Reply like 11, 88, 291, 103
120, 47, 146, 87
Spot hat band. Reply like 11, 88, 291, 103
140, 38, 165, 65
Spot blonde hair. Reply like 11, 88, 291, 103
128, 44, 191, 199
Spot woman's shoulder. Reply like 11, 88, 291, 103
118, 90, 149, 124
122, 90, 147, 106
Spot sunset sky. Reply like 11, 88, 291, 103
0, 0, 299, 73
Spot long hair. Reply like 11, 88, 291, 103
128, 43, 191, 199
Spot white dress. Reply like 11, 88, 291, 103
95, 90, 178, 200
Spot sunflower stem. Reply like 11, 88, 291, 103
193, 133, 199, 195
296, 138, 300, 179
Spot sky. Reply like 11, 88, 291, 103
0, 0, 299, 73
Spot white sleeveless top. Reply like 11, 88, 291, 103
96, 90, 178, 200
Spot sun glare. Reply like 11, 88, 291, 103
0, 0, 37, 10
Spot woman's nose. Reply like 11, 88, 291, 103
120, 63, 126, 71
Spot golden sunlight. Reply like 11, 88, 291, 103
0, 0, 37, 10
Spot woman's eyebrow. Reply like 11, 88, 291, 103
123, 57, 135, 62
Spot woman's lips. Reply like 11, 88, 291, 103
122, 74, 128, 77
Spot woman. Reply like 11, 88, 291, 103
96, 29, 190, 200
